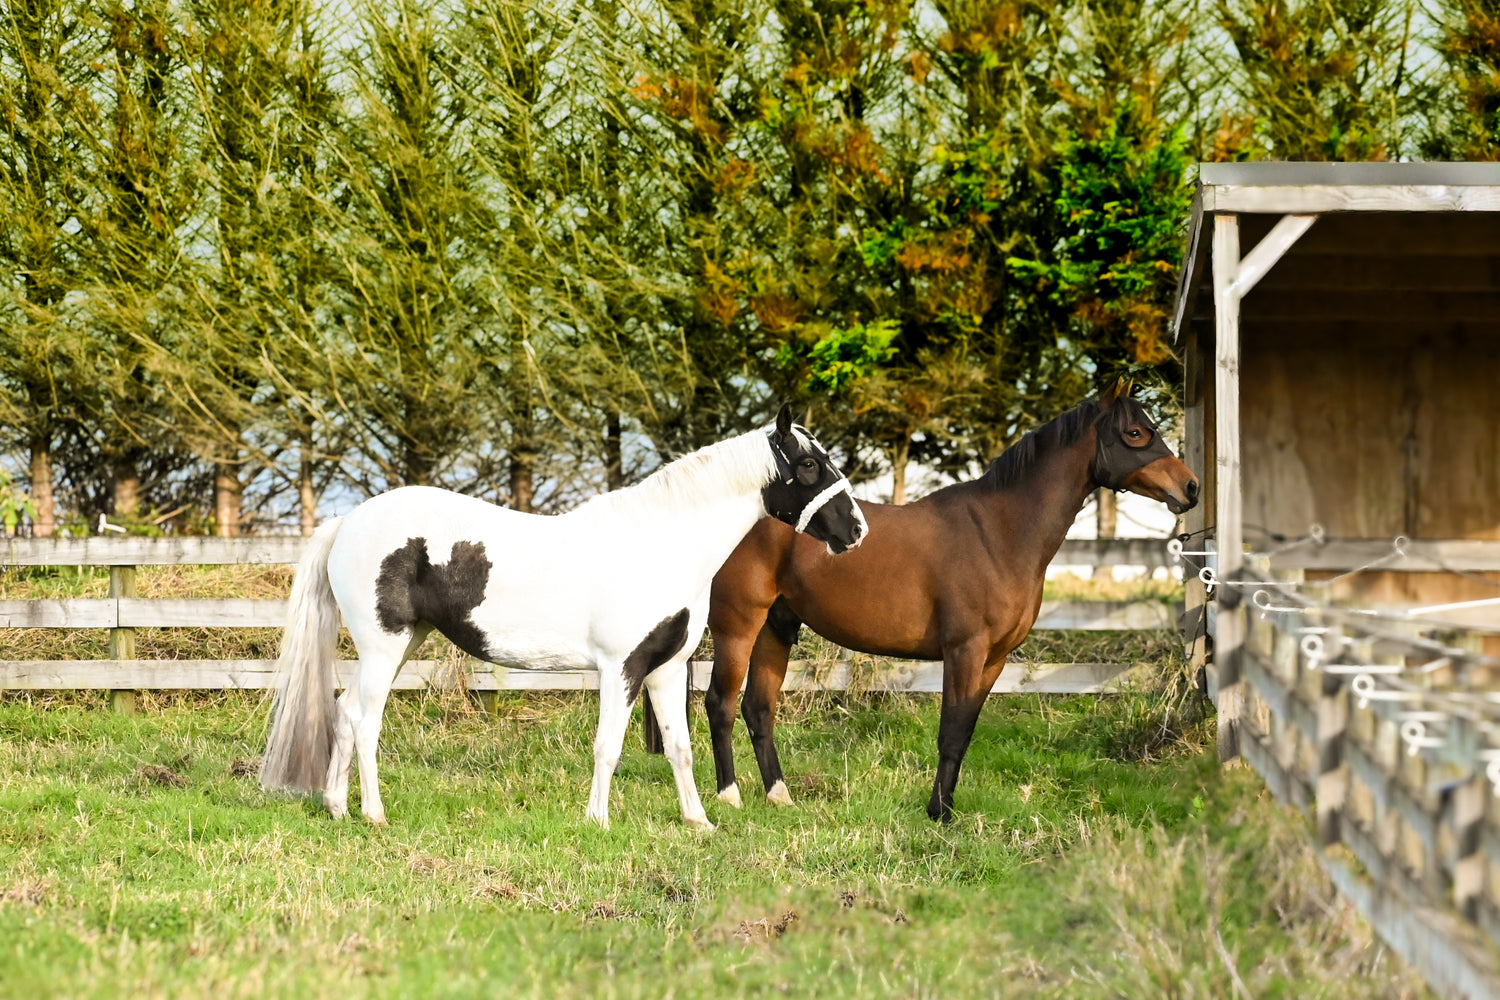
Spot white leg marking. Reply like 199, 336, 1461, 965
587, 667, 631, 828
323, 690, 356, 819
643, 658, 713, 831
718, 782, 743, 809
767, 779, 793, 807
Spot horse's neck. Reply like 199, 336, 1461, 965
597, 488, 769, 593
982, 432, 1097, 571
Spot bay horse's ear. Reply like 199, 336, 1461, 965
775, 402, 794, 438
1100, 376, 1132, 405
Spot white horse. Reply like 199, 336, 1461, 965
260, 407, 866, 830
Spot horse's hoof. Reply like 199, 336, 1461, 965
717, 783, 743, 808
766, 780, 793, 807
586, 810, 610, 829
325, 801, 348, 820
684, 816, 715, 833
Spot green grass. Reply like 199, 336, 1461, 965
0, 684, 1430, 999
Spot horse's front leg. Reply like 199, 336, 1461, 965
642, 656, 713, 831
928, 640, 1008, 823
587, 664, 631, 828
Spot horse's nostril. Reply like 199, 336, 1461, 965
1186, 479, 1200, 499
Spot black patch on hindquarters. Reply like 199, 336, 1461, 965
623, 608, 692, 706
765, 596, 803, 649
374, 537, 493, 659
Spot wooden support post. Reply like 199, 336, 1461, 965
1213, 213, 1245, 762
1182, 325, 1209, 677
108, 565, 137, 715
1209, 212, 1318, 764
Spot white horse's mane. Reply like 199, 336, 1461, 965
586, 427, 778, 521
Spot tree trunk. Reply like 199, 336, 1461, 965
1093, 487, 1118, 582
214, 461, 241, 537
510, 442, 536, 512
28, 434, 55, 538
112, 460, 141, 520
889, 432, 911, 506
299, 436, 317, 537
605, 409, 623, 492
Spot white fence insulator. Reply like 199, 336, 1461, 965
1352, 672, 1425, 709
1327, 534, 1410, 585
1400, 718, 1446, 757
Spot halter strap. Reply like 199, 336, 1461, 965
794, 477, 854, 533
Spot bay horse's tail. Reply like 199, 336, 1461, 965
261, 516, 345, 795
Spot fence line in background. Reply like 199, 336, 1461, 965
0, 536, 1182, 697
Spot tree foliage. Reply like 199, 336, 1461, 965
0, 0, 1478, 532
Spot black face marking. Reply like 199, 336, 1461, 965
374, 537, 493, 660
806, 491, 863, 554
763, 427, 839, 523
623, 608, 691, 705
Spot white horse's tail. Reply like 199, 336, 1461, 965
261, 516, 345, 794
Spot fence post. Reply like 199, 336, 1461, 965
1316, 618, 1346, 847
108, 565, 137, 715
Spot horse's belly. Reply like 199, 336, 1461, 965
479, 630, 594, 672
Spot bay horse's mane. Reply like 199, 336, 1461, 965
978, 396, 1106, 492
585, 428, 778, 521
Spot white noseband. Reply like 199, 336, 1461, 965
794, 477, 857, 534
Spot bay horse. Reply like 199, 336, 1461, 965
260, 406, 867, 830
703, 386, 1199, 821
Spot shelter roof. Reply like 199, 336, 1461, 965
1173, 162, 1500, 345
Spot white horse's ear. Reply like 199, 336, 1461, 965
775, 403, 794, 438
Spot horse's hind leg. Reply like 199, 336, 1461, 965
705, 628, 751, 808
324, 692, 356, 818
743, 608, 797, 806
587, 664, 631, 828
334, 626, 426, 825
642, 655, 713, 831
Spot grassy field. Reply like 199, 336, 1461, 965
0, 682, 1431, 999
0, 564, 1432, 997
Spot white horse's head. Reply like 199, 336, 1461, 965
762, 404, 868, 555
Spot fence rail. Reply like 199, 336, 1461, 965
1, 536, 1181, 696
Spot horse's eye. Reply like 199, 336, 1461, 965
799, 458, 816, 468
1126, 429, 1142, 438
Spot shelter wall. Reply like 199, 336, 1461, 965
1240, 323, 1500, 544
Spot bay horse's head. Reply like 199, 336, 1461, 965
1092, 386, 1200, 515
762, 404, 868, 554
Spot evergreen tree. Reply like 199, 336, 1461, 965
0, 0, 90, 535
1422, 0, 1500, 159
1214, 0, 1418, 160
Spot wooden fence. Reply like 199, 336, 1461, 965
1205, 549, 1500, 1000
0, 536, 1178, 699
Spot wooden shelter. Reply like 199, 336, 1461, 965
1171, 162, 1500, 999
1173, 161, 1500, 748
